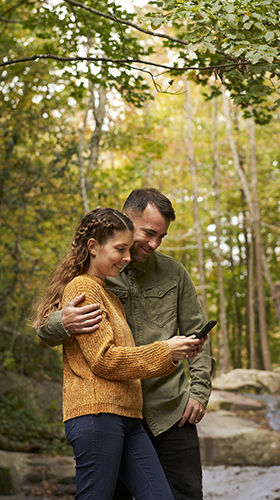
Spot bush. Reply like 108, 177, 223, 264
0, 329, 63, 380
0, 392, 42, 443
0, 390, 72, 455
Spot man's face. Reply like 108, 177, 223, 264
125, 203, 170, 263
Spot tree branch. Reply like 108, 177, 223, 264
0, 53, 245, 73
0, 15, 22, 23
262, 222, 280, 233
0, 0, 26, 15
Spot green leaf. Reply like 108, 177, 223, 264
225, 3, 235, 13
226, 14, 236, 23
233, 47, 246, 57
151, 16, 165, 29
264, 31, 275, 41
262, 53, 274, 63
164, 0, 176, 9
204, 41, 216, 53
187, 43, 199, 53
250, 52, 262, 64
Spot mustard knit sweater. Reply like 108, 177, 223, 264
61, 274, 176, 422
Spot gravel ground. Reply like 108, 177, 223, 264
203, 465, 280, 500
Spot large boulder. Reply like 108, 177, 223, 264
207, 390, 265, 412
213, 369, 280, 394
197, 410, 280, 466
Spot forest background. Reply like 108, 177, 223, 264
0, 0, 280, 450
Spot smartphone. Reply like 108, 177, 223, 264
195, 320, 217, 339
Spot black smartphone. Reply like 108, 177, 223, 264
195, 320, 217, 339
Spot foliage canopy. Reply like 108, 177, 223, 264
1, 0, 280, 122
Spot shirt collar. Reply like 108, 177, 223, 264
122, 260, 147, 273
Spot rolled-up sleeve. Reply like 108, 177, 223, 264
37, 310, 71, 347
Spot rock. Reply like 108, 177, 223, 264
197, 410, 280, 466
208, 390, 265, 412
0, 464, 13, 495
213, 369, 280, 394
0, 434, 29, 453
0, 450, 75, 498
0, 371, 62, 420
203, 465, 280, 500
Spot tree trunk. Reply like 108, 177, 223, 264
243, 145, 256, 369
77, 83, 107, 213
275, 282, 280, 326
248, 112, 271, 370
78, 92, 93, 213
185, 80, 208, 320
88, 83, 107, 173
212, 97, 230, 373
245, 219, 256, 368
227, 217, 243, 367
260, 245, 280, 328
221, 86, 253, 213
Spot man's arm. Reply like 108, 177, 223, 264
176, 264, 216, 424
37, 294, 102, 347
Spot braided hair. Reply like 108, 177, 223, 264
33, 208, 133, 327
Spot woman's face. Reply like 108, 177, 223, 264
87, 229, 134, 280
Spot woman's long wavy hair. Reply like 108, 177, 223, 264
33, 208, 133, 328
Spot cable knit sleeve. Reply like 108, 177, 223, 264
62, 276, 176, 381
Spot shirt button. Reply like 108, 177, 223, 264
158, 291, 162, 296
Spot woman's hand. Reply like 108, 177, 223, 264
166, 335, 204, 361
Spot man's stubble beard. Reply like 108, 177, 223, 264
130, 243, 151, 263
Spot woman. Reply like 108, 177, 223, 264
33, 208, 202, 500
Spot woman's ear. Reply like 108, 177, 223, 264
87, 238, 97, 256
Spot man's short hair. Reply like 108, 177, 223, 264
123, 188, 176, 222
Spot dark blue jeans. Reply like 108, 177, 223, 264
65, 414, 175, 500
113, 420, 203, 500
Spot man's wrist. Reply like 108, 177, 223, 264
61, 314, 71, 337
188, 393, 207, 409
49, 310, 71, 340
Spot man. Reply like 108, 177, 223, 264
38, 188, 215, 500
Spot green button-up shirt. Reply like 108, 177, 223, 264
38, 251, 215, 436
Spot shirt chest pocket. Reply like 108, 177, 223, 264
143, 279, 177, 328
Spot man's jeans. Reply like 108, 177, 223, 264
65, 413, 175, 500
113, 420, 203, 500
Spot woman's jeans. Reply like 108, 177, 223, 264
65, 413, 174, 500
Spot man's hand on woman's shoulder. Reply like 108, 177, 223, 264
62, 293, 102, 334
